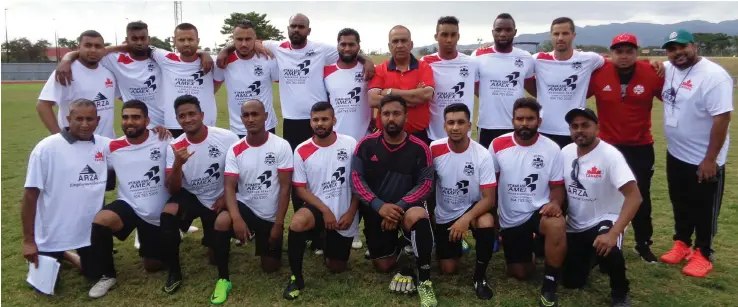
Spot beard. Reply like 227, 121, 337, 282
313, 127, 333, 139
573, 133, 594, 147
130, 47, 148, 57
124, 126, 146, 138
514, 126, 537, 140
383, 122, 403, 137
289, 33, 306, 46
340, 53, 358, 63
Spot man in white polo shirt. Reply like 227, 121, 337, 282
22, 99, 111, 286
560, 107, 642, 307
658, 30, 732, 278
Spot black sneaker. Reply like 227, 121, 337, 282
283, 275, 304, 300
162, 272, 182, 294
634, 244, 658, 264
612, 294, 631, 307
473, 278, 494, 300
539, 291, 558, 307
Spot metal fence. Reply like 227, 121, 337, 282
2, 63, 56, 81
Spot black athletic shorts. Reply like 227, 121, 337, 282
103, 200, 164, 260
305, 204, 353, 262
478, 128, 514, 149
434, 201, 478, 260
167, 188, 217, 248
236, 201, 282, 259
360, 203, 424, 260
500, 211, 543, 264
238, 128, 276, 140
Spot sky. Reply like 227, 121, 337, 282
2, 0, 737, 52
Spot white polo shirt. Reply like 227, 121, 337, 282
661, 58, 733, 166
100, 52, 164, 127
324, 62, 371, 142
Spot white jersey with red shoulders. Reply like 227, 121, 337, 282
324, 62, 371, 142
100, 52, 164, 127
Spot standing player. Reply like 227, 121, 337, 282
352, 95, 437, 307
209, 100, 293, 304
659, 30, 732, 277
491, 98, 567, 307
87, 100, 171, 298
158, 95, 239, 293
423, 16, 479, 142
22, 99, 110, 286
214, 20, 279, 138
587, 33, 664, 263
282, 102, 359, 300
430, 103, 497, 300
560, 107, 641, 307
473, 13, 535, 148
38, 30, 117, 139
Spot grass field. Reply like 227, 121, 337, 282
1, 57, 737, 307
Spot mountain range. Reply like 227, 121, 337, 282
413, 19, 738, 52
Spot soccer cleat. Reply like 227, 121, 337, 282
314, 249, 324, 255
89, 276, 117, 298
283, 275, 304, 300
209, 279, 232, 305
634, 244, 658, 264
682, 249, 712, 277
418, 280, 438, 307
187, 226, 200, 233
612, 294, 631, 307
474, 278, 494, 300
660, 240, 693, 264
539, 291, 558, 307
162, 273, 182, 294
461, 239, 471, 253
352, 236, 363, 249
364, 249, 371, 259
404, 245, 414, 257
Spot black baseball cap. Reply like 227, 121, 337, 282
565, 107, 598, 124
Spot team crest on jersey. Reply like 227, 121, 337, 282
571, 61, 583, 70
305, 49, 316, 57
150, 148, 162, 161
254, 65, 264, 76
147, 62, 155, 72
264, 152, 276, 166
354, 72, 364, 83
633, 85, 645, 95
514, 58, 524, 68
459, 66, 469, 77
463, 162, 475, 176
208, 145, 222, 158
532, 154, 544, 169
337, 149, 349, 162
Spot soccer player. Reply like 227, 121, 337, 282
586, 33, 664, 263
87, 100, 171, 298
208, 100, 293, 304
214, 20, 279, 138
352, 95, 437, 307
369, 26, 435, 145
659, 30, 732, 277
430, 103, 496, 300
22, 99, 111, 286
159, 95, 239, 293
560, 107, 642, 307
473, 13, 535, 148
38, 30, 117, 139
282, 102, 359, 300
491, 98, 567, 307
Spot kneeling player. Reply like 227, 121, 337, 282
209, 100, 293, 304
430, 103, 497, 300
282, 102, 359, 299
491, 98, 567, 307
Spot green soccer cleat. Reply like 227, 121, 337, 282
418, 280, 438, 307
283, 275, 304, 300
209, 279, 232, 305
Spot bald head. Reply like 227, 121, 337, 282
243, 99, 265, 113
241, 99, 267, 134
389, 25, 411, 39
289, 13, 310, 27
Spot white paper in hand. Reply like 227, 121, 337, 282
26, 255, 61, 295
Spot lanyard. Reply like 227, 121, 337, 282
668, 65, 694, 114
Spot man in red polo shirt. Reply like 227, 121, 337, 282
587, 33, 664, 264
369, 25, 435, 145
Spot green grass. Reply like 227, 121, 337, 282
2, 57, 737, 307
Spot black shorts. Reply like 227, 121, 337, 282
103, 200, 164, 260
167, 188, 217, 248
305, 204, 353, 262
236, 201, 282, 259
435, 218, 476, 260
283, 119, 313, 151
500, 211, 543, 264
238, 127, 276, 139
540, 133, 572, 149
478, 128, 514, 149
169, 129, 184, 139
360, 203, 424, 260
563, 220, 623, 288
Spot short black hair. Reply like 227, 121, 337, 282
234, 20, 254, 31
174, 95, 202, 113
443, 103, 470, 120
379, 94, 407, 112
495, 13, 516, 28
512, 97, 542, 117
310, 101, 334, 114
337, 28, 360, 43
78, 30, 103, 43
122, 99, 149, 117
126, 21, 148, 33
551, 17, 575, 33
436, 16, 459, 33
175, 22, 198, 35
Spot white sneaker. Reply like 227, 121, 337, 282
133, 230, 140, 250
352, 236, 363, 249
404, 245, 414, 256
89, 276, 117, 298
187, 226, 200, 233
314, 249, 324, 255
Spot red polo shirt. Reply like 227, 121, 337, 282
587, 60, 664, 145
369, 55, 435, 133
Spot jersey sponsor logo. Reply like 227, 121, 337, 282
105, 78, 114, 88
567, 167, 595, 200
532, 155, 544, 169
437, 82, 466, 103
321, 167, 347, 199
208, 145, 222, 158
150, 147, 162, 161
126, 166, 163, 198
191, 163, 221, 188
354, 72, 364, 83
127, 75, 157, 100
191, 70, 206, 85
505, 174, 538, 204
257, 170, 272, 188
585, 166, 602, 178
234, 81, 262, 99
486, 72, 520, 96
175, 70, 206, 95
571, 61, 583, 70
680, 80, 693, 91
93, 92, 112, 110
440, 180, 470, 206
463, 162, 475, 176
546, 75, 579, 101
334, 87, 362, 113
241, 170, 273, 200
144, 75, 157, 91
459, 66, 469, 77
633, 84, 645, 95
514, 58, 524, 68
282, 60, 311, 84
94, 151, 104, 162
264, 152, 276, 166
78, 165, 99, 181
253, 65, 264, 76
337, 148, 349, 162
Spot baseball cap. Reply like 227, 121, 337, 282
565, 107, 598, 124
610, 33, 639, 49
662, 29, 695, 48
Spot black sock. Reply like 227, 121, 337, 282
542, 263, 560, 293
473, 227, 495, 281
412, 218, 433, 282
160, 213, 182, 278
287, 229, 308, 287
214, 230, 231, 280
91, 223, 116, 278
